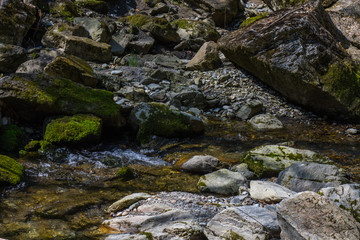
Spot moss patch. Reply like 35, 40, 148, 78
242, 154, 278, 177
0, 125, 25, 154
0, 154, 24, 185
116, 166, 134, 181
239, 13, 269, 28
44, 114, 102, 145
50, 0, 81, 22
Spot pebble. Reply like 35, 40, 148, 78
345, 128, 358, 135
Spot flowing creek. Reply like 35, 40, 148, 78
0, 117, 360, 239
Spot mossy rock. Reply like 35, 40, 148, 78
0, 125, 25, 154
116, 166, 134, 180
130, 102, 204, 144
75, 0, 108, 14
0, 74, 125, 128
171, 19, 220, 41
44, 114, 102, 145
0, 154, 24, 185
50, 0, 82, 22
239, 13, 269, 28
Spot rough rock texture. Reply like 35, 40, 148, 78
250, 180, 296, 203
277, 191, 360, 240
236, 99, 263, 120
198, 169, 248, 194
218, 0, 360, 121
75, 0, 108, 14
106, 193, 151, 213
204, 205, 280, 240
0, 74, 125, 127
127, 30, 154, 55
242, 144, 332, 177
319, 184, 360, 222
277, 162, 349, 192
42, 23, 112, 62
249, 114, 283, 130
0, 154, 24, 185
181, 155, 221, 173
16, 50, 60, 74
263, 0, 337, 10
171, 19, 220, 41
186, 41, 222, 71
130, 102, 204, 144
0, 0, 37, 45
44, 55, 98, 87
231, 163, 256, 179
0, 44, 26, 73
172, 91, 208, 109
73, 17, 111, 43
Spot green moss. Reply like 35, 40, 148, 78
226, 231, 245, 240
287, 152, 303, 160
239, 13, 269, 28
75, 0, 108, 14
116, 166, 134, 180
31, 52, 40, 59
128, 14, 151, 28
50, 0, 81, 22
24, 140, 42, 152
140, 231, 153, 240
0, 125, 25, 153
44, 114, 102, 145
0, 154, 24, 185
242, 154, 277, 177
171, 19, 220, 41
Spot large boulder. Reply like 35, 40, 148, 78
129, 102, 204, 144
42, 23, 112, 62
185, 41, 222, 71
242, 144, 332, 177
204, 205, 280, 240
0, 74, 125, 127
218, 0, 360, 121
0, 0, 37, 45
73, 17, 112, 43
0, 154, 24, 185
277, 191, 360, 239
0, 44, 26, 73
277, 162, 349, 192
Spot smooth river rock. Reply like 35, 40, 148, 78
181, 155, 221, 174
250, 180, 296, 203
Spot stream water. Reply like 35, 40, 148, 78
0, 117, 360, 239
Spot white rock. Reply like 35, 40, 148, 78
250, 180, 295, 203
106, 193, 151, 213
249, 114, 283, 130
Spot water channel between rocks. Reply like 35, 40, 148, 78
0, 117, 360, 239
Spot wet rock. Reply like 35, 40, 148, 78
186, 41, 221, 71
104, 209, 203, 240
250, 180, 296, 203
0, 44, 26, 73
0, 0, 37, 45
73, 17, 112, 43
249, 114, 283, 131
236, 99, 263, 120
0, 74, 125, 127
44, 55, 98, 87
43, 114, 102, 146
129, 102, 204, 144
204, 205, 280, 240
0, 154, 24, 185
106, 193, 151, 213
181, 155, 221, 173
171, 19, 220, 42
198, 169, 248, 194
319, 184, 360, 222
277, 162, 349, 192
231, 163, 256, 180
218, 0, 360, 121
42, 23, 112, 62
242, 144, 332, 177
277, 191, 360, 239
172, 91, 208, 109
75, 0, 108, 14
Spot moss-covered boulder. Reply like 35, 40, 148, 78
44, 114, 102, 145
0, 74, 125, 128
171, 19, 220, 42
44, 55, 98, 87
49, 0, 81, 22
242, 145, 333, 177
0, 0, 37, 45
130, 102, 204, 144
0, 154, 24, 185
126, 14, 180, 43
218, 0, 360, 121
0, 125, 24, 154
75, 0, 108, 14
0, 44, 27, 73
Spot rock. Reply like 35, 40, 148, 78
277, 191, 360, 240
171, 19, 220, 42
104, 209, 203, 240
0, 154, 24, 185
345, 128, 358, 134
181, 155, 221, 173
149, 2, 169, 15
49, 0, 81, 21
127, 30, 155, 55
0, 74, 125, 127
249, 114, 283, 131
236, 99, 263, 120
277, 162, 349, 192
110, 29, 133, 56
198, 169, 248, 194
231, 163, 256, 179
129, 102, 204, 144
263, 0, 337, 10
42, 23, 112, 62
319, 184, 360, 222
105, 234, 147, 240
0, 124, 24, 153
250, 180, 296, 203
0, 0, 37, 45
43, 114, 102, 146
106, 193, 151, 213
0, 44, 26, 73
204, 205, 280, 240
16, 50, 60, 74
218, 0, 360, 121
73, 17, 111, 43
172, 91, 208, 109
174, 38, 206, 51
74, 0, 108, 14
186, 41, 222, 71
327, 0, 360, 48
242, 144, 332, 177
44, 55, 98, 87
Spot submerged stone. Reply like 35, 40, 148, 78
0, 154, 24, 185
